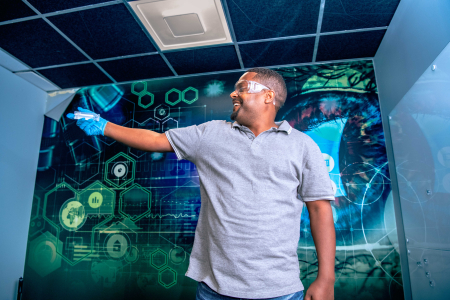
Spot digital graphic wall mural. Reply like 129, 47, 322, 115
24, 60, 404, 300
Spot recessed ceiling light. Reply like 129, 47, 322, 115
164, 13, 205, 37
129, 0, 233, 51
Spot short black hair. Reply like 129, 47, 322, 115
246, 67, 287, 112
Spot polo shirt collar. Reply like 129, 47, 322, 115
232, 120, 293, 135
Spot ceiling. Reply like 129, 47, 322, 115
0, 0, 401, 91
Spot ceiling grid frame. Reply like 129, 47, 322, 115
0, 0, 398, 90
0, 45, 63, 89
121, 0, 178, 76
21, 0, 118, 84
0, 0, 122, 26
312, 0, 326, 62
15, 52, 161, 72
219, 0, 245, 69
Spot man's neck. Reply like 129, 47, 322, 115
241, 120, 279, 137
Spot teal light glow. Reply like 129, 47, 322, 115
204, 80, 225, 97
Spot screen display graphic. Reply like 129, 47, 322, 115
24, 60, 403, 300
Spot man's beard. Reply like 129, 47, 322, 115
230, 100, 242, 121
230, 106, 241, 121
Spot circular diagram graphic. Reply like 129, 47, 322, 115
104, 233, 130, 260
88, 192, 103, 208
35, 240, 57, 264
125, 246, 139, 263
169, 246, 186, 265
112, 162, 128, 178
59, 199, 86, 231
341, 162, 385, 205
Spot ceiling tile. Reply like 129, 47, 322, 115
0, 0, 37, 22
239, 38, 315, 68
0, 19, 87, 68
38, 63, 112, 88
316, 30, 386, 62
98, 55, 174, 82
321, 0, 401, 32
48, 4, 157, 59
165, 46, 241, 75
226, 0, 320, 42
27, 0, 114, 14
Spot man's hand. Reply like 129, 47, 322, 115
66, 107, 174, 153
67, 107, 108, 136
304, 277, 334, 300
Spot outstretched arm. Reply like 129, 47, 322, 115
304, 200, 336, 300
67, 107, 174, 153
104, 121, 173, 152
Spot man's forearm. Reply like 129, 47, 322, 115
104, 122, 173, 152
307, 200, 336, 282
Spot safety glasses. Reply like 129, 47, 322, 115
233, 80, 275, 105
234, 80, 272, 95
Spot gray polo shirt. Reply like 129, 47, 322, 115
165, 120, 334, 299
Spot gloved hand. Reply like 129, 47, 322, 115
66, 107, 108, 136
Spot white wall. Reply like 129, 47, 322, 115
374, 1, 450, 299
0, 66, 47, 299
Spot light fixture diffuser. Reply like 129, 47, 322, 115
129, 0, 233, 51
164, 13, 204, 37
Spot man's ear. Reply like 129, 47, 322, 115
264, 90, 275, 104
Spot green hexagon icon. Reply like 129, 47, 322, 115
132, 81, 147, 96
159, 266, 177, 288
105, 152, 136, 188
165, 88, 182, 106
182, 87, 199, 104
150, 249, 168, 270
44, 181, 79, 230
139, 92, 154, 109
154, 104, 170, 121
78, 181, 115, 216
119, 183, 151, 222
28, 231, 63, 277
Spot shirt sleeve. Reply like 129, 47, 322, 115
298, 136, 335, 202
165, 121, 211, 162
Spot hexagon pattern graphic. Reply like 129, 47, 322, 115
154, 104, 170, 121
104, 152, 136, 188
78, 181, 115, 216
119, 183, 151, 222
150, 249, 167, 270
182, 87, 199, 104
132, 81, 154, 109
28, 231, 63, 277
165, 88, 182, 106
159, 267, 177, 289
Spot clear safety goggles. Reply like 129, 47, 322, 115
233, 80, 275, 105
234, 80, 271, 95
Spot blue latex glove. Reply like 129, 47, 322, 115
66, 107, 108, 136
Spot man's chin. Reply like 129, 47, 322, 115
230, 107, 240, 121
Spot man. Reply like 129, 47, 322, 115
68, 67, 336, 300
